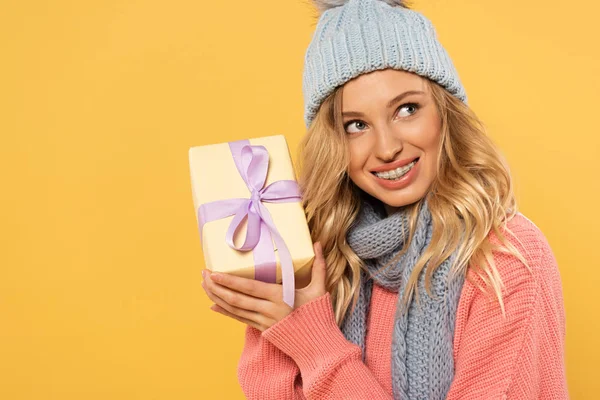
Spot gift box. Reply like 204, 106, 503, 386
189, 134, 315, 307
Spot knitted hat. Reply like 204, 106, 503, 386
303, 0, 468, 128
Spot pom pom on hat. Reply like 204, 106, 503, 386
311, 0, 409, 13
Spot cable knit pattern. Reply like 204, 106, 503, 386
302, 0, 468, 128
345, 196, 409, 260
343, 196, 465, 399
237, 213, 569, 399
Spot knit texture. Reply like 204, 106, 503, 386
302, 0, 467, 128
342, 195, 465, 399
237, 213, 569, 399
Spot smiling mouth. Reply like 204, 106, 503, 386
371, 158, 419, 180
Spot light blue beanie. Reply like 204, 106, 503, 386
303, 0, 468, 128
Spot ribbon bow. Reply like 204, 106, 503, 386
197, 139, 301, 308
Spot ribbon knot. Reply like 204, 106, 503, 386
196, 139, 302, 308
250, 189, 262, 209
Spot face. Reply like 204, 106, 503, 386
341, 68, 442, 214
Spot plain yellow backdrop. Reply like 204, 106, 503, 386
1, 0, 598, 398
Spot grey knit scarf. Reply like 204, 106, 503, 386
341, 194, 466, 400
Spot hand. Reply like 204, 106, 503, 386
200, 242, 328, 332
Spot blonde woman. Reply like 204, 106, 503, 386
200, 0, 568, 398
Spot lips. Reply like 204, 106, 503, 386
370, 157, 420, 174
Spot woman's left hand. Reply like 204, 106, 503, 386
201, 242, 327, 332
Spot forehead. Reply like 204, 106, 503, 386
341, 69, 428, 109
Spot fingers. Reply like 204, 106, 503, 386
314, 242, 325, 266
202, 275, 272, 321
203, 279, 261, 323
211, 304, 265, 332
311, 241, 327, 286
209, 272, 281, 303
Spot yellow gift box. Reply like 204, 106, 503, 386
189, 135, 315, 305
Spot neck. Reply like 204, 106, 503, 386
384, 204, 401, 216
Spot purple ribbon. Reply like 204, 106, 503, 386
197, 139, 301, 308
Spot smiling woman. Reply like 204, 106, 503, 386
341, 70, 442, 209
230, 0, 568, 399
299, 63, 523, 328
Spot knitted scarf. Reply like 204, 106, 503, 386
342, 194, 466, 400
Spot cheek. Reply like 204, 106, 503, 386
405, 115, 442, 151
347, 140, 369, 175
419, 129, 442, 183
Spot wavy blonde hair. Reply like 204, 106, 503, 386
296, 76, 531, 327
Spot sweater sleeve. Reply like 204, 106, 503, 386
259, 292, 393, 400
236, 324, 306, 400
446, 225, 569, 399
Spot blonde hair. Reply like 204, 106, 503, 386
296, 76, 531, 327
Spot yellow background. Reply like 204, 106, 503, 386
1, 0, 598, 398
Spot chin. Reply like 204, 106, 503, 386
364, 181, 429, 208
380, 193, 424, 208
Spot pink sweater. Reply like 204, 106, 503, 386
237, 213, 569, 399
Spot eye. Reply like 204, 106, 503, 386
396, 102, 420, 118
343, 120, 368, 134
343, 102, 421, 134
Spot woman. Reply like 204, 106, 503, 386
201, 0, 568, 398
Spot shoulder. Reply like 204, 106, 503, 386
459, 211, 562, 316
452, 210, 564, 351
474, 211, 559, 288
449, 212, 568, 398
489, 212, 555, 267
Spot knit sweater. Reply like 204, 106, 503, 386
236, 213, 569, 399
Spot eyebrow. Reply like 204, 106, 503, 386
342, 90, 425, 118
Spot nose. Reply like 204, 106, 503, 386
373, 125, 403, 162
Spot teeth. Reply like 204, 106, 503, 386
374, 160, 417, 180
